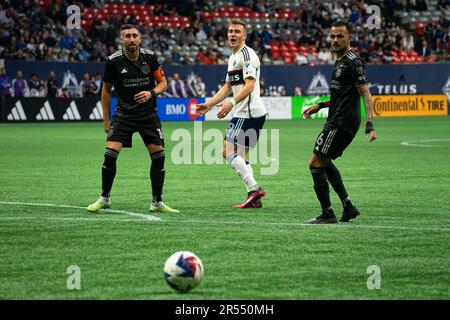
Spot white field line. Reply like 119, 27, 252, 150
0, 201, 160, 222
400, 138, 450, 147
164, 219, 450, 233
0, 201, 449, 233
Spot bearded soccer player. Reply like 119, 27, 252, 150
302, 21, 377, 224
195, 19, 267, 208
87, 24, 179, 213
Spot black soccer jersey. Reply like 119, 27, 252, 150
325, 50, 368, 136
103, 48, 162, 120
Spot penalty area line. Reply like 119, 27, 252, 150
0, 201, 161, 222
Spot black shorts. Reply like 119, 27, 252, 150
225, 116, 266, 149
312, 128, 355, 160
107, 113, 164, 148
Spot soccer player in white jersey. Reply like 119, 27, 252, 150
196, 19, 267, 208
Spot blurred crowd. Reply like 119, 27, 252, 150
0, 67, 207, 98
0, 0, 448, 65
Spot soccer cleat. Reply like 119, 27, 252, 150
149, 201, 180, 213
341, 205, 360, 222
234, 187, 265, 209
304, 213, 338, 224
87, 197, 111, 212
250, 198, 263, 208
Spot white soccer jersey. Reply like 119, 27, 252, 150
226, 45, 267, 118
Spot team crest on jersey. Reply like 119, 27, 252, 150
141, 62, 150, 74
335, 67, 342, 78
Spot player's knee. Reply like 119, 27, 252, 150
309, 155, 329, 168
106, 141, 122, 153
147, 144, 164, 154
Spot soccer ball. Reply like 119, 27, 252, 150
163, 251, 204, 293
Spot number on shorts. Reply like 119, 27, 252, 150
316, 133, 325, 146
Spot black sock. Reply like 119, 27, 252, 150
150, 150, 165, 202
101, 148, 119, 198
325, 162, 352, 208
310, 167, 334, 216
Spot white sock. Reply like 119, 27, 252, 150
246, 162, 259, 192
229, 155, 258, 192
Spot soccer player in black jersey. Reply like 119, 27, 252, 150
302, 21, 377, 224
88, 24, 179, 213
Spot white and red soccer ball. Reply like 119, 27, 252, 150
163, 251, 204, 292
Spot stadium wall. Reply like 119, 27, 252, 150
5, 61, 450, 99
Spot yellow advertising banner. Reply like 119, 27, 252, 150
373, 95, 448, 117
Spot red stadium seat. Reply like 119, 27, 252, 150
272, 51, 280, 60
415, 22, 425, 36
426, 55, 436, 63
284, 56, 294, 64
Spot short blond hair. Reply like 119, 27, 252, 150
228, 19, 247, 31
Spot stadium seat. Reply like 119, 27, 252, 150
283, 55, 294, 64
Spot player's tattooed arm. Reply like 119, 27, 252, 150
101, 82, 113, 133
357, 84, 377, 142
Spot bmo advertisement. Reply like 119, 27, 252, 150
157, 98, 205, 122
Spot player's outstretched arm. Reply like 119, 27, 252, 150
195, 82, 232, 115
101, 82, 113, 133
216, 77, 255, 119
302, 100, 329, 119
357, 84, 377, 142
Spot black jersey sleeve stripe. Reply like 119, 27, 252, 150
241, 47, 250, 62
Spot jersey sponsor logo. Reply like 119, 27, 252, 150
7, 100, 27, 121
227, 69, 244, 86
121, 68, 128, 74
307, 72, 330, 95
63, 101, 81, 120
89, 101, 103, 120
36, 101, 55, 120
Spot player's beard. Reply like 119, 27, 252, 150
127, 43, 138, 52
332, 45, 345, 55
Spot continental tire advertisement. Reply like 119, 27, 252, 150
372, 95, 447, 117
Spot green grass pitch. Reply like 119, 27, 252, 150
0, 117, 449, 299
